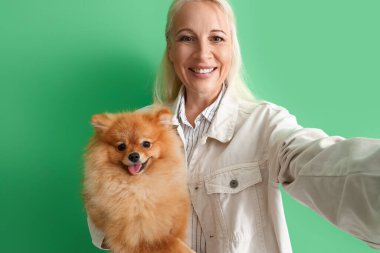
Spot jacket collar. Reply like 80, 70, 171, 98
170, 85, 239, 143
170, 86, 183, 127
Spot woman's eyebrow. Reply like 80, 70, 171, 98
175, 28, 227, 36
175, 28, 193, 36
210, 29, 226, 34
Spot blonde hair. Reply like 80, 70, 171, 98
154, 0, 254, 103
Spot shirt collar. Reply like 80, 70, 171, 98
171, 84, 238, 143
177, 84, 226, 128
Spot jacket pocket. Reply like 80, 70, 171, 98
204, 162, 266, 246
204, 163, 262, 194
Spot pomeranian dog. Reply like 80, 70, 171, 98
83, 107, 193, 253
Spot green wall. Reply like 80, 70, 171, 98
1, 0, 379, 252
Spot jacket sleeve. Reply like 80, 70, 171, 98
267, 107, 380, 249
87, 216, 109, 251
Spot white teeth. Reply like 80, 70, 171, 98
192, 68, 214, 74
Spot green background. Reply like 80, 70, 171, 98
0, 0, 379, 252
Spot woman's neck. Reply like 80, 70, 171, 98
184, 87, 222, 127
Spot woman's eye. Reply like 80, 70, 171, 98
211, 36, 224, 42
117, 143, 126, 151
179, 35, 193, 42
142, 141, 151, 148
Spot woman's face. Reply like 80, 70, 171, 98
168, 1, 232, 100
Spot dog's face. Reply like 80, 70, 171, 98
91, 107, 172, 175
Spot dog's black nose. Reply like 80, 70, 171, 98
128, 152, 140, 163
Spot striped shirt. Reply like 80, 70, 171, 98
177, 85, 226, 253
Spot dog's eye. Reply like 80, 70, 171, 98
142, 141, 151, 148
117, 143, 126, 151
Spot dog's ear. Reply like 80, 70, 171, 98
91, 113, 113, 133
154, 107, 172, 127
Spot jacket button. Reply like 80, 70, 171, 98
230, 179, 239, 188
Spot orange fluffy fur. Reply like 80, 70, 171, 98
83, 107, 193, 253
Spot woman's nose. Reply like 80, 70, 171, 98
195, 40, 212, 60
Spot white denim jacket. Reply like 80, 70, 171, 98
88, 86, 380, 252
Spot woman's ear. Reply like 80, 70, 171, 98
167, 44, 174, 63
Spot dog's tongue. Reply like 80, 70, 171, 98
128, 164, 142, 175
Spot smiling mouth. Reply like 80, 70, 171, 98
122, 158, 150, 175
189, 67, 217, 74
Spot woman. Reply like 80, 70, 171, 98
88, 0, 380, 252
